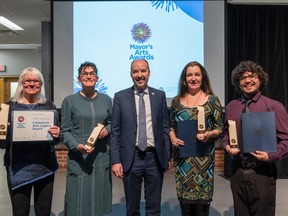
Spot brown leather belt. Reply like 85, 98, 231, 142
236, 160, 272, 169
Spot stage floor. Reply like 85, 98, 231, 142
1, 151, 288, 216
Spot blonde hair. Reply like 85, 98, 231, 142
11, 67, 47, 104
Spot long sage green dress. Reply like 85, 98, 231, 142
61, 91, 112, 216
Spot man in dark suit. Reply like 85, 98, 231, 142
110, 59, 171, 216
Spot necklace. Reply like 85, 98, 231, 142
185, 91, 202, 107
26, 103, 36, 110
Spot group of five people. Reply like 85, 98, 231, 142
0, 59, 288, 216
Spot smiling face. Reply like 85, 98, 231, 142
185, 66, 202, 94
130, 59, 150, 90
78, 66, 98, 89
22, 72, 42, 99
239, 71, 260, 98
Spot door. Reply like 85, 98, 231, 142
0, 77, 19, 104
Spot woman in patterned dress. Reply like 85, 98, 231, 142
169, 61, 224, 216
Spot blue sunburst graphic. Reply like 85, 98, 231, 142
151, 1, 178, 12
73, 77, 108, 95
151, 1, 203, 22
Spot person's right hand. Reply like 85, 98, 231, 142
225, 145, 240, 156
77, 144, 95, 154
171, 137, 185, 148
112, 163, 123, 179
168, 159, 174, 170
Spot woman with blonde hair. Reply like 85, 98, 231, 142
0, 67, 60, 216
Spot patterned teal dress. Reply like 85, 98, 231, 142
170, 95, 223, 203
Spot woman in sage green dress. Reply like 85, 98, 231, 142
169, 61, 223, 216
61, 62, 112, 216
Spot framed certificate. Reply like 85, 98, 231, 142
242, 112, 277, 153
12, 110, 55, 141
176, 120, 212, 157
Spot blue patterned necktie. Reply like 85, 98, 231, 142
138, 91, 147, 151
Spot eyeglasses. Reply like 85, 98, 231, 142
239, 74, 258, 81
80, 71, 96, 77
22, 79, 41, 86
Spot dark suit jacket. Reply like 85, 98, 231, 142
110, 86, 171, 172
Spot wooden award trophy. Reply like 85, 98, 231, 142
228, 120, 238, 148
0, 103, 9, 140
197, 106, 206, 135
85, 123, 104, 150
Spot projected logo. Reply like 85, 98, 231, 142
131, 23, 152, 44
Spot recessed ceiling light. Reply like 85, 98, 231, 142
0, 44, 41, 50
0, 16, 24, 31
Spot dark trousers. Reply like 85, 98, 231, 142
123, 149, 164, 216
7, 170, 55, 216
180, 202, 210, 216
230, 165, 276, 216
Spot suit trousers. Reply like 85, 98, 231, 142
123, 148, 164, 216
230, 164, 276, 216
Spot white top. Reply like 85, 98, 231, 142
134, 87, 155, 148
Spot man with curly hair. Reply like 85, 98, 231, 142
222, 60, 288, 216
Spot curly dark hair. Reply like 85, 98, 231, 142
77, 61, 98, 78
178, 61, 214, 98
231, 60, 269, 92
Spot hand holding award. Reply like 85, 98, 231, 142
85, 123, 105, 150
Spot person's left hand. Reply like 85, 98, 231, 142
48, 126, 60, 139
197, 131, 211, 143
250, 151, 269, 161
98, 127, 108, 139
168, 159, 174, 170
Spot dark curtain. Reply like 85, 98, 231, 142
226, 4, 288, 108
226, 4, 288, 178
